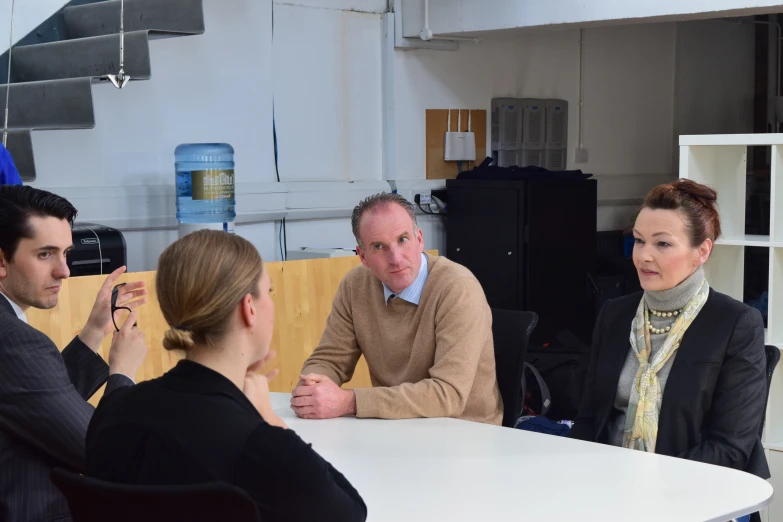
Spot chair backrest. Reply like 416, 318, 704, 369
747, 346, 781, 522
491, 308, 538, 428
51, 468, 261, 522
759, 345, 781, 438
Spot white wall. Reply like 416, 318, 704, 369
392, 27, 579, 178
9, 0, 759, 270
391, 22, 679, 228
0, 0, 388, 53
25, 0, 285, 271
403, 0, 783, 35
675, 19, 756, 137
286, 213, 446, 258
278, 0, 387, 12
673, 19, 756, 172
23, 0, 378, 271
274, 4, 383, 181
581, 24, 677, 176
391, 18, 756, 229
0, 0, 68, 49
31, 0, 275, 188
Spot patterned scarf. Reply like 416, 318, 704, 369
622, 279, 710, 453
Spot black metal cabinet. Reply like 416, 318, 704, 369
446, 178, 597, 344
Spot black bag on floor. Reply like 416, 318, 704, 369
520, 362, 551, 418
525, 330, 590, 421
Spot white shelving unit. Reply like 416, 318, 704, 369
680, 134, 783, 522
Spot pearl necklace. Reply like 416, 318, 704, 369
645, 308, 682, 335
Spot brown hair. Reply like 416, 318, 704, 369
642, 179, 721, 246
351, 193, 417, 248
156, 230, 264, 352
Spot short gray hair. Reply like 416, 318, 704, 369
351, 192, 417, 247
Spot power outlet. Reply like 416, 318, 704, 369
417, 193, 432, 205
575, 148, 589, 164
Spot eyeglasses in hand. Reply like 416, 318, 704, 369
111, 283, 134, 332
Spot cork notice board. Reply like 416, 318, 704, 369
426, 109, 487, 180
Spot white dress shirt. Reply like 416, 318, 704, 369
382, 253, 430, 305
0, 291, 27, 323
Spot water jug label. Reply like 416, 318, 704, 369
191, 169, 235, 201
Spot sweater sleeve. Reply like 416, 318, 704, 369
301, 276, 363, 386
239, 425, 367, 522
353, 277, 491, 420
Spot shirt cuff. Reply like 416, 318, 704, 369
110, 372, 136, 385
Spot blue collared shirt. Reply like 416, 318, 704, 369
383, 253, 429, 305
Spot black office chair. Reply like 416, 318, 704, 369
749, 345, 780, 522
51, 469, 261, 522
491, 308, 538, 428
758, 345, 780, 438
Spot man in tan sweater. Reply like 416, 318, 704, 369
291, 193, 503, 425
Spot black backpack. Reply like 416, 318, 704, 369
524, 330, 590, 421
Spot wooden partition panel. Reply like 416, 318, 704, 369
27, 252, 436, 405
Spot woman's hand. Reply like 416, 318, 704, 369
243, 350, 287, 429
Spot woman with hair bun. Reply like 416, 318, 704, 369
570, 179, 769, 480
85, 230, 367, 522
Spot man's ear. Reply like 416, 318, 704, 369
356, 245, 369, 268
0, 249, 9, 279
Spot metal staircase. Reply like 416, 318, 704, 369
0, 0, 205, 181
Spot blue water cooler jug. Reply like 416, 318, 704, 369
175, 143, 236, 236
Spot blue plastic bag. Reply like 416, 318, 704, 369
0, 143, 22, 185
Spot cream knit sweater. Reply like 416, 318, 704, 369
302, 254, 503, 425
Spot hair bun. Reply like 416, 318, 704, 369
156, 230, 265, 356
642, 178, 721, 244
162, 327, 196, 352
672, 179, 718, 203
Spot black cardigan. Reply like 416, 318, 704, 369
570, 289, 770, 479
86, 360, 367, 521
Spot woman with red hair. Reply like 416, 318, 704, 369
571, 179, 769, 482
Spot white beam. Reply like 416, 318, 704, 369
405, 0, 783, 35
273, 0, 388, 14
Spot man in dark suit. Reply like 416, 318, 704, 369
0, 185, 149, 522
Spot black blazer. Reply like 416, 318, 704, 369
86, 360, 367, 522
0, 295, 132, 522
570, 289, 770, 479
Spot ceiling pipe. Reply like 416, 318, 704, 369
419, 0, 481, 43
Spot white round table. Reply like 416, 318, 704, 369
272, 393, 772, 522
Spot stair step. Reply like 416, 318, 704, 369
64, 0, 205, 38
3, 0, 205, 182
3, 129, 35, 182
13, 31, 152, 83
0, 78, 94, 129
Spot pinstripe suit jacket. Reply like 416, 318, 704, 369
0, 296, 133, 522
